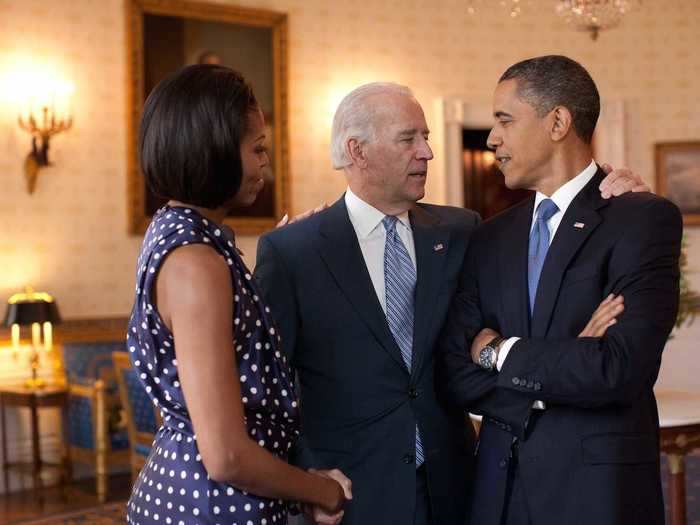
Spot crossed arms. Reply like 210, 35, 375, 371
437, 198, 683, 433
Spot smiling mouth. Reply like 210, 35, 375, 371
496, 156, 511, 168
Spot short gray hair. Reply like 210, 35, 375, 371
330, 82, 414, 169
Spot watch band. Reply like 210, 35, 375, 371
487, 335, 505, 357
479, 335, 505, 370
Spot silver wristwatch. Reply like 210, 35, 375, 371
478, 336, 505, 370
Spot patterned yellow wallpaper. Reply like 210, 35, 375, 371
0, 0, 698, 325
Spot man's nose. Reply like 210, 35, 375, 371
417, 138, 434, 161
486, 128, 501, 150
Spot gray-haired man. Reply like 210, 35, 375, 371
255, 82, 647, 525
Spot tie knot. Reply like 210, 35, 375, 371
537, 199, 559, 223
382, 215, 399, 233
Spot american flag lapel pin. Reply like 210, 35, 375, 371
574, 222, 585, 229
433, 243, 444, 252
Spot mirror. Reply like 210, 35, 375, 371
126, 0, 289, 234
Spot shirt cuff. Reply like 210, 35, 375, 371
496, 337, 519, 371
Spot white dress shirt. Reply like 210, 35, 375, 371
497, 160, 598, 370
344, 187, 417, 313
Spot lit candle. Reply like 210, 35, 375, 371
43, 322, 53, 351
11, 324, 20, 354
31, 322, 41, 348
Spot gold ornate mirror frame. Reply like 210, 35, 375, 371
126, 0, 289, 235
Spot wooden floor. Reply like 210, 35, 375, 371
0, 473, 131, 524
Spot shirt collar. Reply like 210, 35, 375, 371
534, 160, 598, 218
344, 187, 411, 238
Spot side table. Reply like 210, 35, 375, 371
657, 389, 700, 525
0, 384, 70, 500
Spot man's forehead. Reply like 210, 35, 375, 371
493, 79, 528, 105
374, 99, 428, 129
397, 125, 430, 135
370, 92, 423, 115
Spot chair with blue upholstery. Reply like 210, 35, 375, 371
112, 351, 159, 480
62, 341, 130, 502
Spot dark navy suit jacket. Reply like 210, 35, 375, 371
439, 169, 682, 525
255, 197, 480, 525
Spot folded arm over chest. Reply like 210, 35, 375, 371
497, 198, 682, 408
437, 235, 534, 432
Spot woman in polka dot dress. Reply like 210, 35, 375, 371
126, 65, 351, 525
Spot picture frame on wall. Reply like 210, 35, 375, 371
655, 141, 700, 226
126, 0, 289, 235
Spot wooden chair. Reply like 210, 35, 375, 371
112, 351, 160, 481
62, 342, 130, 502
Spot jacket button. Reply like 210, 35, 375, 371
512, 377, 520, 386
409, 388, 418, 399
499, 459, 508, 468
534, 382, 542, 391
403, 454, 415, 464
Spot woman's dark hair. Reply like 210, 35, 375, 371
139, 64, 258, 208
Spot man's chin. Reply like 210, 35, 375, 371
410, 187, 426, 203
503, 173, 523, 191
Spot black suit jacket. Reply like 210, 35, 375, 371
439, 169, 682, 525
255, 197, 479, 525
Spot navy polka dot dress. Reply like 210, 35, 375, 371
126, 205, 300, 525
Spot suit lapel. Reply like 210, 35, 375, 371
410, 205, 448, 379
315, 197, 407, 371
530, 168, 609, 337
499, 198, 534, 338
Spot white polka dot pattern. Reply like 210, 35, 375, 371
125, 205, 300, 524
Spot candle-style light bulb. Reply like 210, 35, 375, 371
31, 322, 41, 348
43, 322, 53, 352
11, 324, 20, 356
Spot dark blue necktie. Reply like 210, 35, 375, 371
528, 199, 559, 314
383, 215, 424, 467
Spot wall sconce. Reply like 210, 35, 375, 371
3, 288, 62, 388
15, 76, 74, 194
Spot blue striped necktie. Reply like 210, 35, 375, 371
383, 215, 424, 467
528, 199, 559, 314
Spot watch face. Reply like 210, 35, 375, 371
479, 347, 494, 369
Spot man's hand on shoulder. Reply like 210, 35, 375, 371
599, 164, 650, 199
276, 202, 329, 228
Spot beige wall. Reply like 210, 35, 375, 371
0, 0, 698, 386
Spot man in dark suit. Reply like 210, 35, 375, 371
255, 80, 648, 525
255, 83, 478, 525
439, 55, 682, 525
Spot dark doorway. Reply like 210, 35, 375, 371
462, 129, 530, 220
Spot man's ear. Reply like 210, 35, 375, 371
550, 106, 573, 142
347, 138, 368, 169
